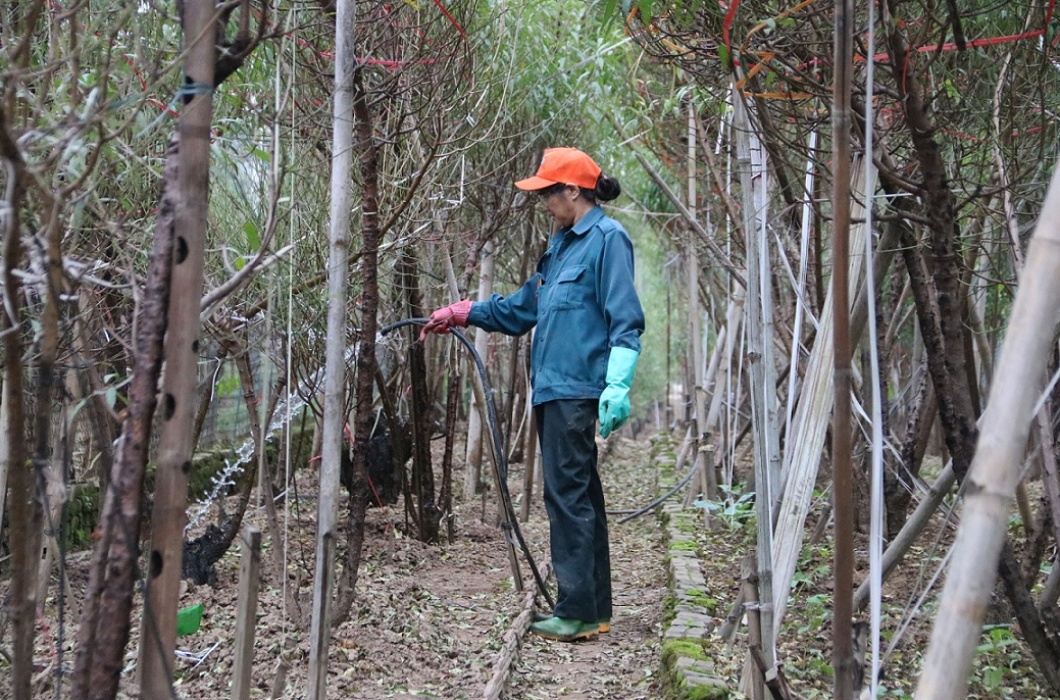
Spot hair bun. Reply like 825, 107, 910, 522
594, 174, 621, 202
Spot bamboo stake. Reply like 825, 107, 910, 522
307, 0, 357, 694
688, 98, 707, 449
627, 148, 746, 288
783, 130, 818, 472
832, 0, 855, 695
706, 295, 745, 482
464, 240, 495, 501
734, 91, 776, 671
915, 157, 1060, 699
738, 554, 766, 700
684, 99, 712, 510
852, 463, 957, 611
719, 585, 748, 645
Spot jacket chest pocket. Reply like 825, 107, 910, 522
552, 265, 589, 310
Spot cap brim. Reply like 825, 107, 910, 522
514, 175, 557, 191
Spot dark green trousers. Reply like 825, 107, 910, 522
535, 399, 612, 623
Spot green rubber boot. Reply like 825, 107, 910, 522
529, 616, 599, 642
534, 610, 610, 633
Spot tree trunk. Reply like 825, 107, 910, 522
1, 106, 34, 700
73, 293, 117, 488
882, 8, 1060, 692
181, 343, 264, 585
334, 58, 384, 628
69, 127, 177, 698
440, 357, 461, 541
884, 369, 936, 540
399, 246, 439, 543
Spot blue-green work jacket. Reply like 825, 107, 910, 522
467, 206, 645, 405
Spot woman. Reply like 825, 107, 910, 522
420, 147, 645, 642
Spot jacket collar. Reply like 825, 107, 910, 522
549, 206, 604, 250
571, 205, 604, 236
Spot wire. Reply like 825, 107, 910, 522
379, 318, 554, 608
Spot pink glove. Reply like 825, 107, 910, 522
419, 299, 473, 341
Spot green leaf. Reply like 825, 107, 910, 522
718, 44, 730, 67
251, 147, 271, 163
243, 220, 260, 250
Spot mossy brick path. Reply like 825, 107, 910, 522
653, 433, 733, 700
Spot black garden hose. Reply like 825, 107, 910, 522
380, 318, 555, 608
615, 459, 698, 524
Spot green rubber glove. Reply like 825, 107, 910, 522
599, 347, 639, 438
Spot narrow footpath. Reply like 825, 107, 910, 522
506, 435, 667, 700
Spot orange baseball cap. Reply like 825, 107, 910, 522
514, 147, 602, 191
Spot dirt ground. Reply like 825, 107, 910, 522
8, 433, 665, 699
8, 433, 1055, 699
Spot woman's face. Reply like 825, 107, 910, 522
538, 184, 581, 228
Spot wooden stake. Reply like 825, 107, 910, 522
233, 526, 262, 700
700, 444, 717, 527
139, 1, 217, 693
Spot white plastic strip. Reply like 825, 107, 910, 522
862, 2, 884, 695
783, 130, 820, 487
